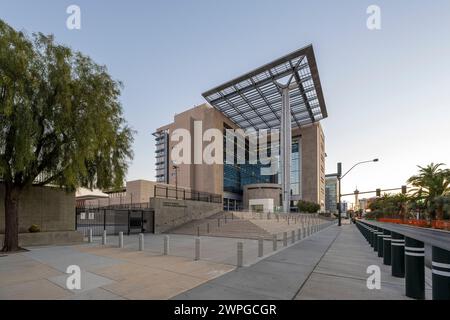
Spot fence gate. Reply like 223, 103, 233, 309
76, 207, 154, 237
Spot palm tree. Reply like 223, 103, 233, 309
407, 163, 450, 219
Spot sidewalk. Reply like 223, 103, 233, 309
295, 224, 431, 299
174, 224, 430, 300
173, 225, 340, 299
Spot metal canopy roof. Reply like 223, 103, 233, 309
202, 44, 327, 130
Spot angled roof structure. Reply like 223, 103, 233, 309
202, 44, 327, 130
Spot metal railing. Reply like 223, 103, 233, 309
356, 219, 450, 300
154, 185, 222, 204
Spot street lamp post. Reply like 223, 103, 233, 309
337, 159, 379, 226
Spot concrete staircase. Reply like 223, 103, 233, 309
167, 211, 330, 240
168, 212, 273, 240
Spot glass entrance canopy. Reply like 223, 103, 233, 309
202, 44, 327, 130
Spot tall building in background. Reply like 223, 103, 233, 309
325, 173, 339, 214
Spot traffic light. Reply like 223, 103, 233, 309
337, 163, 342, 177
401, 185, 407, 194
376, 188, 381, 197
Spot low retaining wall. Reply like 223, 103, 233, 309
0, 231, 84, 247
0, 183, 75, 233
151, 197, 222, 233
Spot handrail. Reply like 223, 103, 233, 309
359, 219, 450, 251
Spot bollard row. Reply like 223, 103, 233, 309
87, 218, 337, 271
356, 220, 450, 300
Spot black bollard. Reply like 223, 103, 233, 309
405, 237, 425, 299
432, 246, 450, 300
383, 229, 392, 266
373, 227, 379, 252
391, 231, 405, 278
369, 227, 375, 247
377, 227, 384, 257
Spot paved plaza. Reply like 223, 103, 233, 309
174, 224, 433, 300
0, 222, 433, 300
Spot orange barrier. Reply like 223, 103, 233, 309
432, 220, 450, 231
377, 218, 450, 230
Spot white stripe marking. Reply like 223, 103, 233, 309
432, 261, 450, 269
405, 252, 425, 257
405, 246, 425, 252
432, 269, 450, 277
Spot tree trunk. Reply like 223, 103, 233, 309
436, 206, 444, 221
2, 183, 22, 252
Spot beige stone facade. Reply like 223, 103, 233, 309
292, 123, 326, 209
156, 104, 237, 196
243, 183, 282, 210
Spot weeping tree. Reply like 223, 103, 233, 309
0, 20, 134, 252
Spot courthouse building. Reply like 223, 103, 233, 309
153, 45, 328, 212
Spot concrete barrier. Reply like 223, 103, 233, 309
102, 230, 107, 245
258, 237, 263, 257
195, 237, 200, 261
88, 229, 93, 243
237, 242, 243, 267
139, 233, 144, 251
164, 235, 170, 255
118, 232, 123, 248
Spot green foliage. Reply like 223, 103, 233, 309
429, 195, 450, 220
297, 200, 320, 213
407, 163, 450, 205
28, 224, 40, 233
407, 163, 450, 220
367, 193, 410, 219
0, 19, 134, 191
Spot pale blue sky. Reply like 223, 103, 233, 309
1, 0, 449, 203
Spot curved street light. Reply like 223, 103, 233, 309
337, 158, 379, 226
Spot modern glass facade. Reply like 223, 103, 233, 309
290, 139, 301, 196
223, 125, 277, 197
223, 126, 302, 209
325, 175, 339, 213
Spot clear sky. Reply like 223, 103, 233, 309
1, 0, 449, 203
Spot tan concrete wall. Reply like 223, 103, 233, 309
0, 231, 83, 246
294, 122, 325, 209
150, 197, 222, 233
159, 103, 237, 196
0, 183, 75, 233
85, 180, 159, 207
243, 184, 282, 210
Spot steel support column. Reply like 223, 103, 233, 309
280, 87, 291, 213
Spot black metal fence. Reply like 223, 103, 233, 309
154, 185, 222, 204
75, 206, 154, 237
